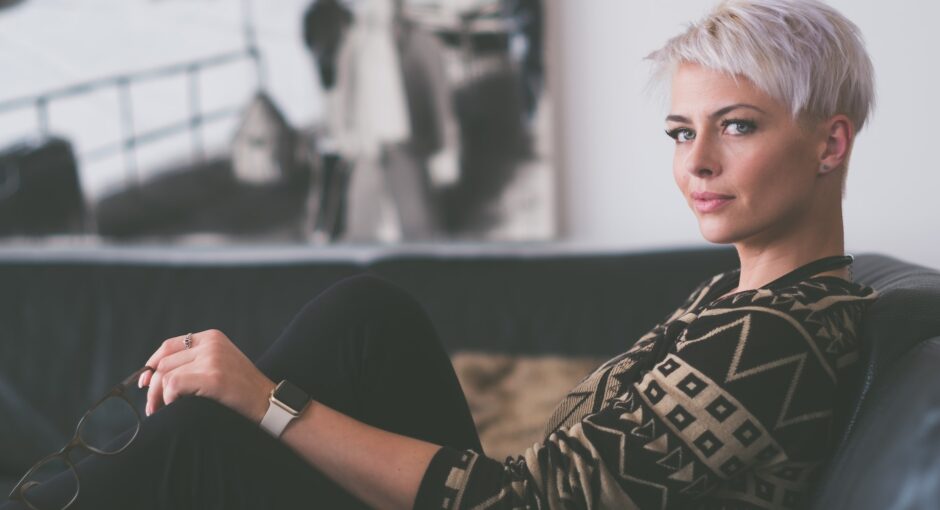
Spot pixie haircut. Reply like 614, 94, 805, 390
647, 0, 875, 132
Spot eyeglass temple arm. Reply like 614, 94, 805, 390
120, 366, 154, 388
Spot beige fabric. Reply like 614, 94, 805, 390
450, 352, 605, 460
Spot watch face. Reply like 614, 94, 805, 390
274, 380, 310, 412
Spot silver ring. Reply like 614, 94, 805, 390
183, 332, 193, 350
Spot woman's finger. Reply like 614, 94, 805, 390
140, 333, 198, 388
162, 366, 211, 407
144, 334, 193, 370
138, 368, 152, 389
146, 369, 166, 416
146, 347, 203, 415
154, 348, 198, 377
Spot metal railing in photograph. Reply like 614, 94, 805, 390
0, 46, 263, 189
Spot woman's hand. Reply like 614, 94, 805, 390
137, 329, 276, 423
138, 332, 440, 510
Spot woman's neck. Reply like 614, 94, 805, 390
730, 208, 847, 295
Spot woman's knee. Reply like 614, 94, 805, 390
151, 396, 246, 436
302, 274, 438, 343
146, 396, 274, 466
317, 274, 421, 313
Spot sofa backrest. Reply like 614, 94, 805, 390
839, 254, 940, 443
0, 245, 739, 481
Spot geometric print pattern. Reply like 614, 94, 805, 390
540, 274, 720, 437
709, 460, 822, 509
635, 354, 787, 478
416, 269, 879, 509
678, 310, 835, 431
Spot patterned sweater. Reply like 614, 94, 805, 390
414, 268, 879, 509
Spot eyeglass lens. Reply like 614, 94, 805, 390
78, 395, 141, 455
14, 370, 148, 510
18, 457, 78, 510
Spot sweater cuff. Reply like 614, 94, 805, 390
414, 446, 463, 510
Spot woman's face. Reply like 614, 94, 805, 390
668, 62, 824, 246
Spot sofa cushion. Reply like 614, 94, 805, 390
450, 352, 605, 460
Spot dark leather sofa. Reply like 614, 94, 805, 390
0, 244, 937, 509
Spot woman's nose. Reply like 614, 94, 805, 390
683, 136, 721, 178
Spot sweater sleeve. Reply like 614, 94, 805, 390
414, 304, 862, 509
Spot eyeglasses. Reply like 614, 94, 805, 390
8, 366, 152, 510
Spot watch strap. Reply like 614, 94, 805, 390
260, 401, 296, 438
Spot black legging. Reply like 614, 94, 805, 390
3, 275, 483, 510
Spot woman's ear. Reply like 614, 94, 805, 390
818, 114, 854, 174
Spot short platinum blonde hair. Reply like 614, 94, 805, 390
647, 0, 875, 132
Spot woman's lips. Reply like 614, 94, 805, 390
691, 192, 734, 213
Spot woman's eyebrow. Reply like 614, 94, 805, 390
665, 103, 767, 123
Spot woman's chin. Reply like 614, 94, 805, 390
697, 223, 737, 245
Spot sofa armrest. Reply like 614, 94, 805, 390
810, 336, 940, 509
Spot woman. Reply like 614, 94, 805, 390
5, 0, 879, 508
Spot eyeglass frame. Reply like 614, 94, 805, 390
8, 365, 154, 510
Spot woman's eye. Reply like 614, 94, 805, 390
665, 128, 695, 143
722, 119, 757, 135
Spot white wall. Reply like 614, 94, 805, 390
550, 0, 940, 269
